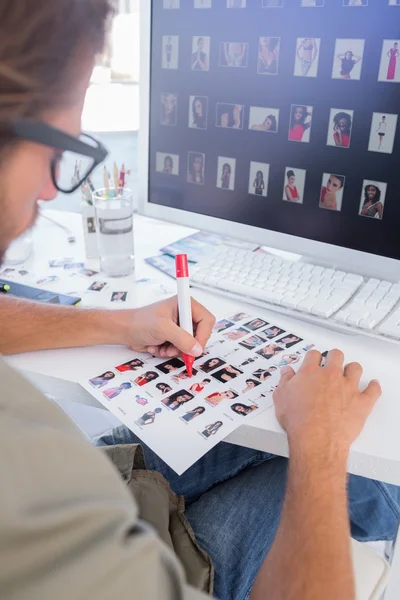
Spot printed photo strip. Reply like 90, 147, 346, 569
191, 36, 210, 71
289, 105, 313, 143
332, 39, 365, 80
249, 106, 279, 133
156, 152, 179, 176
326, 109, 354, 149
162, 36, 179, 69
216, 103, 244, 129
294, 38, 320, 78
160, 93, 177, 127
319, 173, 345, 212
248, 162, 270, 198
189, 96, 208, 130
187, 152, 205, 185
258, 37, 280, 75
368, 113, 398, 154
216, 157, 236, 191
378, 40, 400, 83
283, 168, 306, 204
359, 180, 387, 220
219, 42, 249, 68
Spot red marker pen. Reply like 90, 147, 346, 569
175, 254, 194, 377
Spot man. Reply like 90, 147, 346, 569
0, 2, 399, 600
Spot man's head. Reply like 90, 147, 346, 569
0, 0, 113, 263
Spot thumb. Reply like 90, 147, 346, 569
279, 366, 296, 386
163, 320, 203, 357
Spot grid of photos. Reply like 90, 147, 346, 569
156, 4, 398, 223
82, 313, 320, 474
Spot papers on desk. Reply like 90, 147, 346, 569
0, 263, 174, 309
80, 312, 323, 475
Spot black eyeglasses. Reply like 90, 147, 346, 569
11, 120, 108, 193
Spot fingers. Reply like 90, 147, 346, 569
191, 298, 216, 350
162, 319, 203, 357
325, 349, 345, 371
344, 362, 363, 383
279, 366, 295, 385
300, 349, 322, 369
146, 343, 179, 358
362, 379, 382, 409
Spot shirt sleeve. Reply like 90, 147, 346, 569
0, 360, 209, 600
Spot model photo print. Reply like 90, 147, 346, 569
326, 109, 354, 148
294, 38, 320, 78
258, 37, 280, 75
319, 173, 345, 212
189, 96, 208, 129
156, 152, 179, 176
162, 36, 179, 69
359, 180, 387, 220
378, 40, 400, 83
219, 42, 249, 68
191, 36, 210, 71
194, 0, 212, 6
160, 93, 177, 126
216, 103, 244, 129
216, 156, 236, 190
248, 162, 270, 197
163, 0, 180, 7
288, 105, 313, 143
249, 106, 279, 133
283, 168, 306, 203
187, 152, 205, 185
368, 113, 398, 154
332, 39, 364, 80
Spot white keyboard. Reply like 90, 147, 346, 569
190, 247, 400, 343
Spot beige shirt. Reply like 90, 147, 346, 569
0, 359, 208, 599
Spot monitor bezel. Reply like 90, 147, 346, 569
138, 1, 400, 281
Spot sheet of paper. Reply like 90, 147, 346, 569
80, 313, 322, 475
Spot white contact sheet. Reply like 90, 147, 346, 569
81, 312, 323, 474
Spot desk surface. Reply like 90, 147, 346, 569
6, 210, 400, 486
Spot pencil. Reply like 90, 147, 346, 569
104, 166, 110, 197
113, 162, 119, 193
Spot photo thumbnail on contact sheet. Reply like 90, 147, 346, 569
150, 1, 400, 261
81, 313, 323, 474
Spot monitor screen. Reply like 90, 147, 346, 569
147, 0, 400, 261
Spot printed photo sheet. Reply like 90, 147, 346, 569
81, 313, 322, 475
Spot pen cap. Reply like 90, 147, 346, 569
175, 254, 189, 278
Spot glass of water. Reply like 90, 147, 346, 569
93, 188, 135, 277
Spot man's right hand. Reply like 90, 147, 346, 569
273, 349, 382, 456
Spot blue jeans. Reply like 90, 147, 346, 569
95, 425, 400, 600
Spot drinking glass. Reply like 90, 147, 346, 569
93, 188, 135, 277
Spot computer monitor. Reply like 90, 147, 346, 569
139, 0, 400, 280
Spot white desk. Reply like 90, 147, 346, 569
5, 210, 400, 598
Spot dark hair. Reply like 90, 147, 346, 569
193, 406, 205, 414
166, 389, 194, 404
213, 421, 223, 428
255, 170, 264, 185
145, 371, 159, 382
231, 403, 252, 415
156, 382, 171, 391
344, 51, 354, 59
0, 0, 114, 150
197, 37, 204, 44
201, 358, 225, 372
164, 155, 173, 169
188, 152, 204, 184
291, 105, 308, 128
265, 114, 277, 132
333, 112, 352, 135
222, 163, 231, 175
161, 93, 176, 125
192, 96, 206, 128
363, 184, 381, 207
328, 174, 345, 189
203, 378, 211, 383
286, 170, 295, 179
